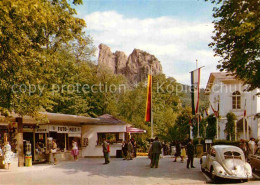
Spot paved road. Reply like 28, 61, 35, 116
0, 157, 259, 185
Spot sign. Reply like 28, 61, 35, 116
48, 125, 69, 133
68, 126, 81, 137
23, 125, 34, 132
35, 125, 49, 133
205, 139, 213, 144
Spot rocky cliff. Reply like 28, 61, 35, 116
98, 44, 162, 83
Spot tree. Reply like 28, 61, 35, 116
174, 107, 192, 141
225, 112, 236, 141
206, 114, 217, 139
0, 0, 91, 118
207, 0, 260, 90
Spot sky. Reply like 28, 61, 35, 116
73, 0, 220, 88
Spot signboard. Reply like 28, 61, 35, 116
68, 126, 81, 137
23, 125, 34, 132
35, 125, 49, 133
48, 125, 69, 133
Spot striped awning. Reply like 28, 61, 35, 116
126, 126, 146, 133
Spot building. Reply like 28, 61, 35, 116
0, 112, 145, 168
205, 72, 260, 140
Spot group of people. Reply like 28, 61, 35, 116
173, 139, 195, 168
0, 141, 13, 169
122, 138, 136, 160
239, 137, 260, 160
49, 139, 79, 165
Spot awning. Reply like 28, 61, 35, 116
126, 126, 146, 133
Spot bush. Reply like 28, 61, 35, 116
213, 140, 240, 147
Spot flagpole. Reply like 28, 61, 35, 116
243, 99, 246, 140
151, 65, 153, 139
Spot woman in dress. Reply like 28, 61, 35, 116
180, 144, 186, 162
3, 141, 13, 169
71, 140, 79, 161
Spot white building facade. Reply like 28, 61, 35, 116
206, 72, 260, 140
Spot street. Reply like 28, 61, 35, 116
0, 157, 259, 185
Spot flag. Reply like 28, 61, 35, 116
244, 99, 247, 117
191, 68, 201, 115
145, 74, 152, 122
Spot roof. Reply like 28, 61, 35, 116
205, 72, 239, 95
82, 114, 127, 125
1, 112, 99, 125
126, 126, 146, 133
1, 112, 128, 126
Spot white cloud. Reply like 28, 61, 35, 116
84, 11, 219, 88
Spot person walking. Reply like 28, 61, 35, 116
150, 137, 162, 168
127, 140, 133, 160
174, 141, 181, 162
71, 140, 79, 161
248, 138, 257, 156
102, 138, 110, 164
186, 139, 195, 169
3, 141, 13, 170
148, 139, 154, 166
180, 143, 186, 163
239, 139, 248, 160
51, 139, 57, 165
122, 140, 128, 160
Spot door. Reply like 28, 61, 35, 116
23, 132, 35, 161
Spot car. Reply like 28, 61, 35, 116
249, 147, 260, 172
201, 145, 252, 181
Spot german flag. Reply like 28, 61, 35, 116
145, 74, 152, 122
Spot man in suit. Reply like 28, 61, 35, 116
186, 139, 195, 168
150, 136, 162, 168
102, 138, 110, 164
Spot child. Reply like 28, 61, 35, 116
180, 144, 186, 163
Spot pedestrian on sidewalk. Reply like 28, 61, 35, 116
150, 137, 162, 168
102, 138, 110, 164
174, 141, 181, 162
127, 140, 133, 160
148, 139, 154, 166
180, 143, 186, 162
186, 139, 195, 169
71, 140, 79, 161
122, 140, 128, 160
3, 141, 13, 170
51, 139, 57, 165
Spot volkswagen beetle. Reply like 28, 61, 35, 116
201, 145, 252, 181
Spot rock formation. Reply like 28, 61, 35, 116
98, 44, 162, 83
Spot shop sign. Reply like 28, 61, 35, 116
49, 125, 69, 133
23, 125, 34, 132
35, 125, 49, 133
68, 126, 81, 137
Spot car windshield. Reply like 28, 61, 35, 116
224, 151, 242, 159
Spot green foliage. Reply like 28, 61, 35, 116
207, 0, 260, 90
0, 0, 90, 119
225, 112, 237, 141
206, 114, 217, 139
213, 139, 240, 147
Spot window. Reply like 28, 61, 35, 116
224, 151, 242, 159
232, 91, 241, 109
97, 133, 121, 145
